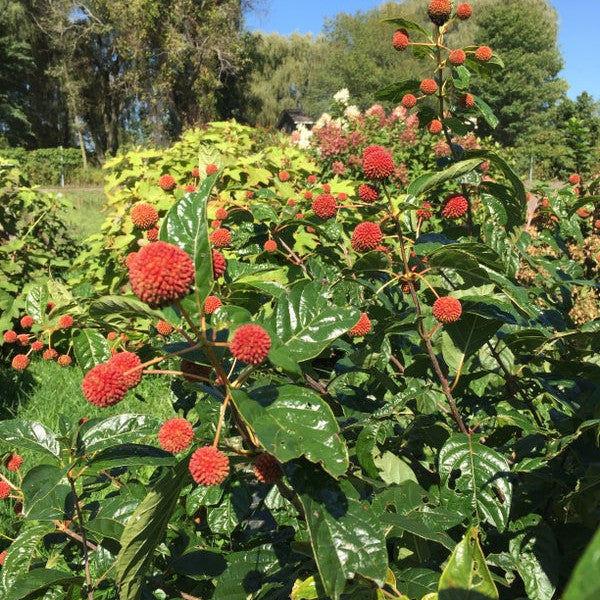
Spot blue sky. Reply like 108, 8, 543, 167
244, 0, 600, 101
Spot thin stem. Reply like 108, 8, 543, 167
68, 474, 94, 600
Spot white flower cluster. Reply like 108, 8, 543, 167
290, 123, 312, 149
333, 88, 350, 105
344, 105, 361, 120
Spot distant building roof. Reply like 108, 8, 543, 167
276, 109, 315, 133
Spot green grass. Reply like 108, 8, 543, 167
54, 188, 107, 242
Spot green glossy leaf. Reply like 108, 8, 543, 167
25, 285, 48, 324
79, 414, 161, 454
471, 95, 499, 129
288, 462, 388, 600
381, 17, 432, 38
89, 443, 176, 469
231, 384, 348, 478
89, 295, 163, 324
452, 66, 471, 90
270, 280, 360, 362
115, 459, 190, 600
374, 79, 422, 103
356, 422, 386, 478
160, 173, 218, 302
206, 481, 250, 535
381, 513, 455, 550
439, 435, 512, 531
5, 569, 83, 600
0, 524, 55, 599
438, 527, 498, 600
407, 159, 483, 198
563, 526, 600, 600
71, 328, 112, 371
0, 419, 60, 459
21, 465, 71, 521
291, 575, 326, 600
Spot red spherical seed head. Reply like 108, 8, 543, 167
428, 119, 443, 134
17, 334, 29, 347
191, 167, 200, 178
245, 190, 255, 199
20, 315, 34, 329
254, 453, 283, 484
31, 341, 44, 351
322, 183, 331, 193
158, 418, 194, 454
577, 207, 591, 219
205, 163, 218, 175
428, 0, 452, 25
146, 227, 159, 242
156, 320, 174, 336
569, 173, 581, 185
402, 94, 417, 109
363, 150, 395, 181
475, 46, 493, 62
3, 330, 17, 343
204, 295, 222, 315
82, 362, 129, 407
215, 208, 228, 220
230, 324, 271, 365
212, 249, 227, 279
211, 220, 222, 230
185, 185, 197, 193
263, 239, 277, 253
349, 313, 372, 337
433, 296, 463, 324
417, 202, 433, 220
312, 193, 338, 219
189, 445, 230, 486
441, 194, 469, 219
158, 174, 176, 191
131, 203, 159, 230
358, 184, 379, 203
278, 170, 290, 182
420, 79, 438, 95
0, 481, 11, 499
210, 228, 232, 248
307, 175, 317, 184
6, 454, 23, 471
458, 93, 475, 109
351, 222, 383, 252
107, 332, 118, 341
125, 252, 138, 269
0, 550, 7, 564
58, 315, 74, 329
11, 354, 30, 371
108, 351, 142, 388
46, 301, 55, 314
337, 192, 348, 201
57, 355, 72, 367
392, 29, 409, 51
448, 49, 466, 66
129, 241, 195, 308
456, 3, 472, 19
43, 348, 58, 360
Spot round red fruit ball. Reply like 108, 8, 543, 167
109, 351, 142, 388
278, 170, 290, 182
191, 167, 200, 178
420, 78, 438, 95
189, 445, 230, 486
11, 354, 30, 371
402, 94, 417, 109
3, 330, 17, 343
131, 203, 159, 230
448, 49, 466, 66
210, 228, 231, 248
156, 320, 174, 336
459, 93, 475, 109
349, 313, 372, 337
185, 185, 197, 193
0, 481, 11, 499
307, 175, 317, 184
263, 239, 278, 253
215, 208, 228, 220
456, 3, 472, 19
17, 334, 29, 347
433, 296, 463, 324
6, 454, 23, 471
442, 194, 469, 219
254, 453, 283, 484
212, 249, 227, 279
362, 148, 395, 180
392, 29, 409, 51
204, 295, 222, 314
20, 315, 34, 329
322, 183, 331, 193
205, 163, 218, 175
128, 241, 195, 308
82, 362, 130, 407
43, 348, 58, 360
158, 174, 176, 191
475, 45, 493, 62
158, 418, 194, 454
230, 324, 271, 365
427, 0, 452, 26
417, 202, 433, 220
312, 193, 338, 219
351, 222, 383, 252
31, 341, 44, 352
428, 119, 443, 134
57, 355, 72, 367
358, 184, 379, 203
569, 173, 581, 185
58, 315, 74, 329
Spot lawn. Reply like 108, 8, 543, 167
47, 187, 107, 242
